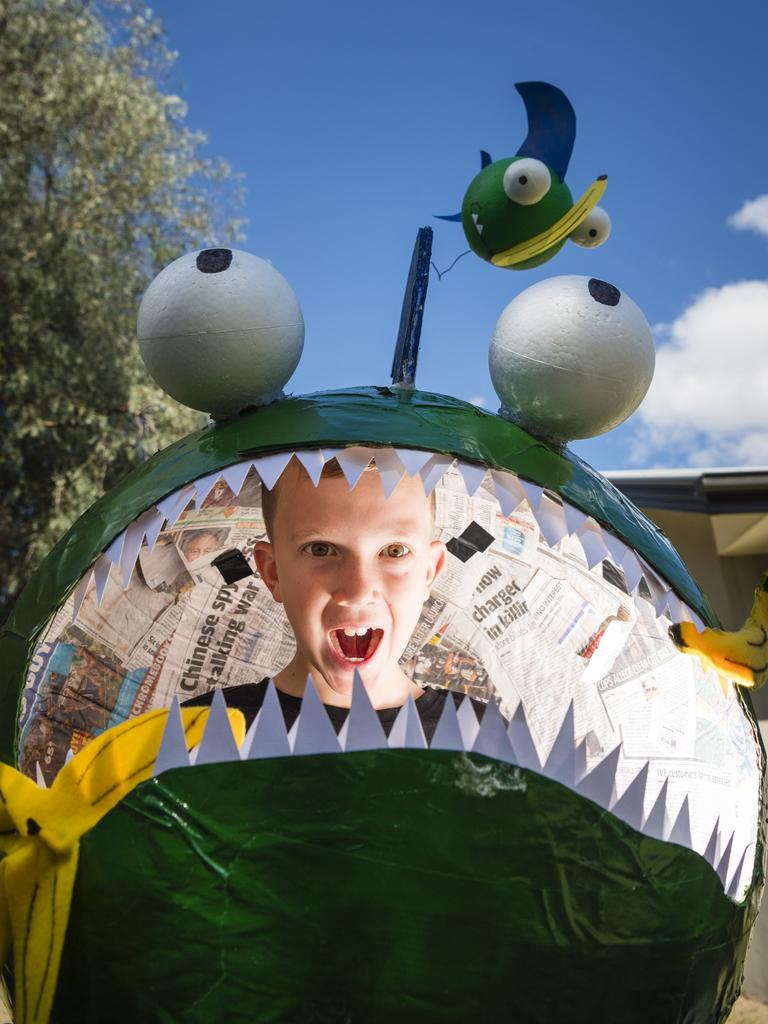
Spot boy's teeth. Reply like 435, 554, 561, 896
343, 628, 356, 637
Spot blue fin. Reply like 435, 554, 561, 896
480, 149, 492, 168
514, 81, 576, 182
434, 212, 462, 222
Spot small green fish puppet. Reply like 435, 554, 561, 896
437, 81, 610, 269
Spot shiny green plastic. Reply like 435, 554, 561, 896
0, 387, 715, 764
52, 753, 757, 1024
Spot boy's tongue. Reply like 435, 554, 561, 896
336, 628, 375, 660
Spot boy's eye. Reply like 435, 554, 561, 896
305, 541, 336, 557
382, 543, 411, 559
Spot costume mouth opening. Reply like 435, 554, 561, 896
332, 627, 383, 662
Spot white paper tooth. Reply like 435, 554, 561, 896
611, 762, 649, 832
543, 701, 575, 784
419, 455, 454, 496
120, 520, 146, 589
602, 531, 628, 567
154, 697, 191, 775
394, 448, 433, 478
430, 694, 465, 752
372, 449, 407, 499
506, 702, 541, 773
195, 689, 241, 765
576, 524, 611, 571
70, 570, 94, 622
35, 762, 47, 788
456, 697, 480, 749
242, 681, 291, 759
457, 461, 488, 497
388, 697, 427, 749
520, 479, 544, 510
472, 700, 515, 762
563, 502, 588, 536
576, 743, 621, 808
253, 451, 293, 490
295, 449, 325, 487
643, 780, 671, 841
193, 470, 223, 510
157, 485, 196, 528
220, 461, 253, 498
574, 739, 587, 784
105, 530, 126, 568
534, 495, 568, 549
490, 470, 526, 517
292, 677, 341, 755
93, 554, 113, 606
620, 548, 644, 594
340, 671, 387, 752
65, 749, 74, 765
142, 508, 165, 553
334, 447, 375, 489
717, 832, 735, 888
703, 817, 721, 868
726, 845, 751, 901
668, 795, 694, 850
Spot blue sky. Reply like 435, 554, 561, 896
152, 0, 768, 470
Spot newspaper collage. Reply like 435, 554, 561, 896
18, 460, 761, 873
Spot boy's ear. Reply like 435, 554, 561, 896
253, 540, 282, 603
426, 540, 447, 594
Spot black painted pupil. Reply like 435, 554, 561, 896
196, 248, 233, 274
588, 278, 621, 306
589, 229, 598, 237
518, 175, 528, 185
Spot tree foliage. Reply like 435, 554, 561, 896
0, 0, 244, 621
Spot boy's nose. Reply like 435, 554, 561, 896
333, 558, 379, 606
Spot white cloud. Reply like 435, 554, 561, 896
468, 395, 487, 407
633, 281, 768, 467
728, 195, 768, 237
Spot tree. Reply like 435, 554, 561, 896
0, 0, 245, 621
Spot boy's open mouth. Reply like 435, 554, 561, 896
330, 627, 383, 663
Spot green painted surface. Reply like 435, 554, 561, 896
52, 752, 756, 1024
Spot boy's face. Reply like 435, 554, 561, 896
254, 466, 445, 700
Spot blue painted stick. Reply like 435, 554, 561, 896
391, 227, 433, 388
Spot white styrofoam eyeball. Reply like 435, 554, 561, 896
489, 275, 655, 443
570, 207, 612, 248
137, 248, 304, 419
502, 158, 552, 205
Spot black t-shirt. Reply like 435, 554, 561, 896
183, 678, 487, 744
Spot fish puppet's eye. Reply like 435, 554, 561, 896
502, 158, 552, 206
570, 206, 612, 248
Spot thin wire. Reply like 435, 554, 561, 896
430, 249, 471, 281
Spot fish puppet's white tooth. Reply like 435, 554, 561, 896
341, 671, 388, 752
490, 470, 526, 518
726, 845, 752, 901
253, 451, 293, 491
602, 531, 628, 568
372, 449, 407, 499
520, 479, 544, 511
220, 461, 253, 498
93, 553, 113, 606
419, 455, 455, 497
668, 795, 694, 850
194, 470, 223, 510
195, 689, 241, 766
506, 702, 541, 773
120, 519, 146, 589
105, 530, 126, 568
394, 448, 433, 478
563, 502, 588, 537
70, 569, 94, 622
457, 461, 488, 498
576, 743, 622, 809
703, 817, 721, 868
334, 447, 376, 490
456, 696, 480, 750
610, 762, 650, 832
142, 508, 165, 553
543, 701, 575, 784
292, 677, 341, 755
35, 762, 47, 788
472, 700, 515, 763
157, 485, 196, 528
716, 832, 735, 889
642, 779, 671, 842
576, 523, 611, 572
242, 681, 291, 760
295, 449, 325, 487
574, 738, 588, 786
534, 495, 568, 549
154, 697, 191, 776
430, 694, 465, 752
65, 748, 74, 765
620, 548, 644, 594
388, 697, 427, 750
